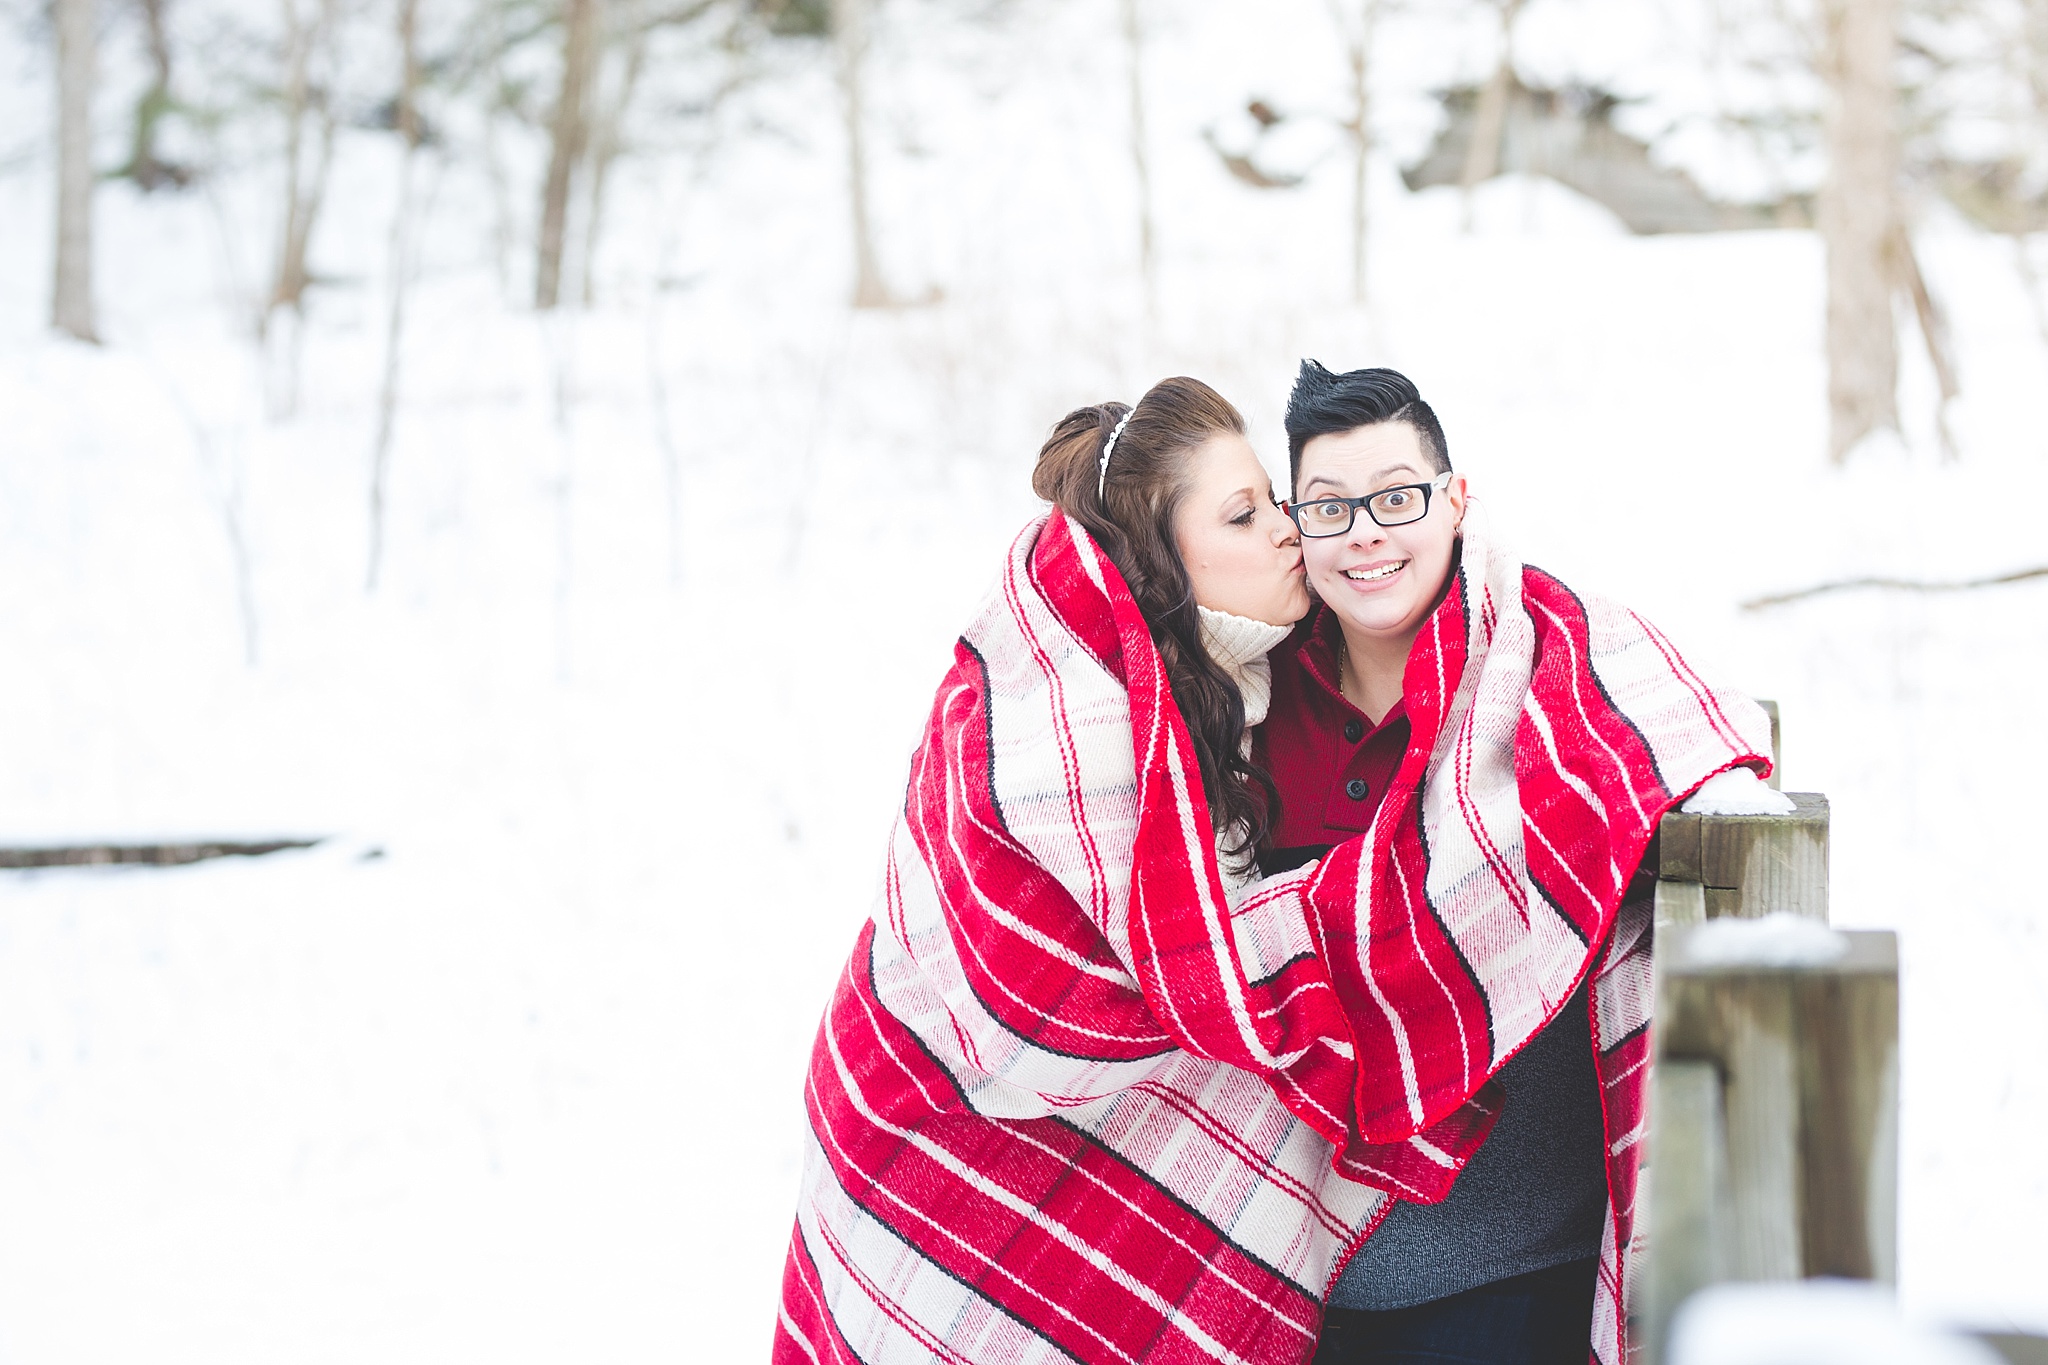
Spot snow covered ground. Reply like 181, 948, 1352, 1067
2, 2, 2045, 1360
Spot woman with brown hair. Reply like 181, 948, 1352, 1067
1028, 376, 1310, 885
772, 374, 1506, 1365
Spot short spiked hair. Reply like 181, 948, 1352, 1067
1283, 361, 1450, 486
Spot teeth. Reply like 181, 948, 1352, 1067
1344, 561, 1405, 582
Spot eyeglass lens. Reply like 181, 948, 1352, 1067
1294, 485, 1431, 537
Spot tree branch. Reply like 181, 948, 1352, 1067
1740, 565, 2048, 610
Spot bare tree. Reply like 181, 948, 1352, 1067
642, 29, 752, 585
368, 0, 426, 590
480, 34, 518, 298
2012, 0, 2048, 347
536, 0, 601, 309
179, 407, 261, 665
123, 0, 190, 190
265, 0, 340, 417
1327, 0, 1383, 305
1891, 223, 1959, 456
1697, 0, 1976, 456
2030, 0, 2048, 103
52, 0, 98, 342
269, 0, 339, 320
577, 3, 650, 307
833, 0, 892, 307
1817, 0, 1901, 461
1460, 0, 1524, 231
1120, 0, 1155, 315
574, 0, 728, 306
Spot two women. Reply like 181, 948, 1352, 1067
774, 371, 1777, 1365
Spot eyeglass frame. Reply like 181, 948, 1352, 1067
1282, 471, 1455, 539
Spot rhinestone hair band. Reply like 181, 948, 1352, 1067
1096, 410, 1133, 499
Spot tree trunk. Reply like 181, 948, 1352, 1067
262, 0, 337, 417
2024, 0, 2048, 125
124, 0, 180, 190
392, 0, 420, 147
579, 11, 649, 308
1329, 0, 1380, 305
1120, 0, 1155, 316
52, 0, 98, 343
1459, 0, 1522, 232
1890, 226, 1959, 459
2011, 1, 2048, 348
1818, 0, 1900, 462
833, 0, 892, 308
268, 0, 338, 325
536, 0, 600, 310
368, 0, 424, 591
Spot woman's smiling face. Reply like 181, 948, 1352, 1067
1293, 422, 1465, 645
1172, 433, 1310, 627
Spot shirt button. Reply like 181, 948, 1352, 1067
1345, 778, 1369, 801
1343, 718, 1365, 743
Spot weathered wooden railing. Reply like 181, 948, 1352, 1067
1637, 704, 1902, 1363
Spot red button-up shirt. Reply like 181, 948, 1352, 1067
1253, 605, 1409, 872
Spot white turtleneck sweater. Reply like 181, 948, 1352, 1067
1195, 605, 1296, 897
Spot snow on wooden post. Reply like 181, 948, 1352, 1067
1652, 700, 1828, 925
1639, 922, 1899, 1363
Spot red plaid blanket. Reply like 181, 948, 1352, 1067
775, 506, 1771, 1365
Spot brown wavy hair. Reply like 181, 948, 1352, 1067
1031, 376, 1279, 874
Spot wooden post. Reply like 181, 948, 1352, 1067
1641, 925, 1899, 1362
1641, 1058, 1729, 1337
1653, 876, 1705, 928
1795, 955, 1900, 1282
1656, 793, 1830, 920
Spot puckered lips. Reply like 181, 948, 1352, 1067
1336, 557, 1408, 593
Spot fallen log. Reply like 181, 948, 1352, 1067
0, 839, 323, 869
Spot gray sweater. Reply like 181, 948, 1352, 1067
1327, 978, 1610, 1311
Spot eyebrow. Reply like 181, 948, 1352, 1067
1299, 464, 1422, 495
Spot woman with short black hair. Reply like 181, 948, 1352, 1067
1266, 360, 1787, 1365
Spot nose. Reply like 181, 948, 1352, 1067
1266, 503, 1299, 547
1346, 512, 1386, 548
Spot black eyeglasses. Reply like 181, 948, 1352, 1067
1284, 472, 1453, 538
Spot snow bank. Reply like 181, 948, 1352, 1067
1671, 1282, 2004, 1365
3, 0, 2047, 1358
